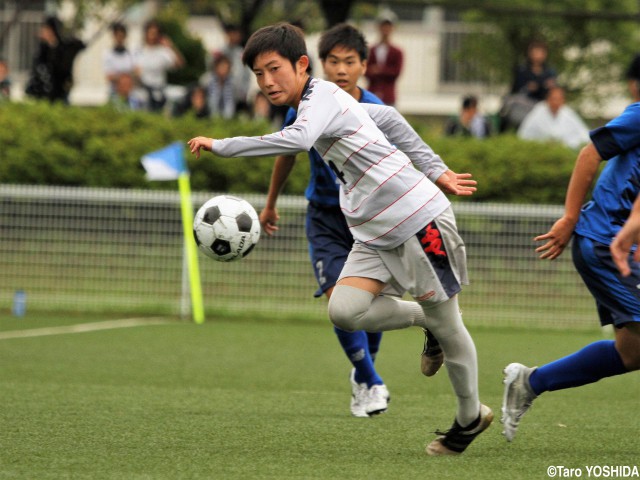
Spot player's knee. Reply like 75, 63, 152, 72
328, 285, 369, 332
617, 323, 640, 371
618, 347, 640, 371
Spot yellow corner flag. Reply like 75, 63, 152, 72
141, 142, 204, 324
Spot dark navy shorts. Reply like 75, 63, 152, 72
572, 234, 640, 327
306, 202, 354, 297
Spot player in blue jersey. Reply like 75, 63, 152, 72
258, 23, 444, 417
502, 98, 640, 441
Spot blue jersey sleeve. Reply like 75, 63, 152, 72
282, 107, 298, 129
590, 103, 640, 160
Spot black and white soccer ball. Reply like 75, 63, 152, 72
193, 195, 261, 262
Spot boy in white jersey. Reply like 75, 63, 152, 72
188, 23, 492, 455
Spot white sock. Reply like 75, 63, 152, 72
420, 296, 480, 427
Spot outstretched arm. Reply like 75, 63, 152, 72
534, 143, 602, 260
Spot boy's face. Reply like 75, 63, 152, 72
322, 46, 366, 99
252, 51, 309, 108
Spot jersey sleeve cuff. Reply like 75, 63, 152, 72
590, 126, 621, 160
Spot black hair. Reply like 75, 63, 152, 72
111, 22, 127, 35
318, 23, 368, 61
242, 22, 307, 70
43, 16, 63, 42
462, 95, 478, 109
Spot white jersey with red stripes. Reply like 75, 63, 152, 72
212, 77, 450, 249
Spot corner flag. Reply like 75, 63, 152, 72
141, 142, 204, 324
141, 142, 187, 180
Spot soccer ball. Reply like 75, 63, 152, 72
193, 195, 261, 262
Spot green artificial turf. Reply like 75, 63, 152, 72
0, 314, 638, 479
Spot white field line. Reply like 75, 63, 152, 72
0, 318, 173, 340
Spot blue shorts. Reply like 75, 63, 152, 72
306, 202, 353, 297
572, 234, 640, 327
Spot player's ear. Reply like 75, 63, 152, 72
297, 55, 310, 74
361, 59, 368, 75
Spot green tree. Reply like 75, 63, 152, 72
456, 0, 640, 105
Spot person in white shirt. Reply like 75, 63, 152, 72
518, 86, 590, 149
133, 19, 185, 112
103, 22, 134, 99
188, 22, 492, 456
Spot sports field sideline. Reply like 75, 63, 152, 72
0, 313, 638, 480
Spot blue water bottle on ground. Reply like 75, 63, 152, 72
12, 289, 26, 317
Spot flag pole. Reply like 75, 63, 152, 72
178, 172, 204, 324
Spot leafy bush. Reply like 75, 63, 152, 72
0, 101, 579, 203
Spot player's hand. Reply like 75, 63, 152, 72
259, 207, 280, 236
534, 216, 576, 260
435, 170, 477, 196
187, 137, 213, 159
611, 218, 640, 276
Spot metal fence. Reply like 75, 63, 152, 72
0, 185, 597, 329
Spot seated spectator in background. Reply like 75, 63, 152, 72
517, 86, 590, 149
173, 83, 210, 119
103, 22, 134, 99
0, 58, 10, 101
134, 19, 185, 112
109, 73, 143, 112
203, 52, 235, 119
444, 95, 491, 138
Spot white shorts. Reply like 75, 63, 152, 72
338, 207, 468, 305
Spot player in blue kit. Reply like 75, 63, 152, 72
258, 23, 443, 418
502, 99, 640, 441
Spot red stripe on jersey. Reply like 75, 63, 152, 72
343, 141, 371, 166
360, 190, 444, 244
342, 108, 350, 115
346, 124, 363, 137
342, 160, 412, 214
346, 148, 398, 193
322, 138, 341, 156
348, 176, 428, 228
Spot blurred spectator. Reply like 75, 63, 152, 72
517, 86, 590, 149
103, 22, 134, 99
0, 58, 10, 101
109, 73, 144, 112
134, 19, 185, 112
499, 40, 558, 131
364, 13, 403, 106
25, 16, 85, 103
202, 51, 235, 119
252, 91, 271, 120
221, 23, 252, 115
444, 95, 491, 139
173, 83, 210, 119
625, 52, 640, 100
511, 40, 557, 102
